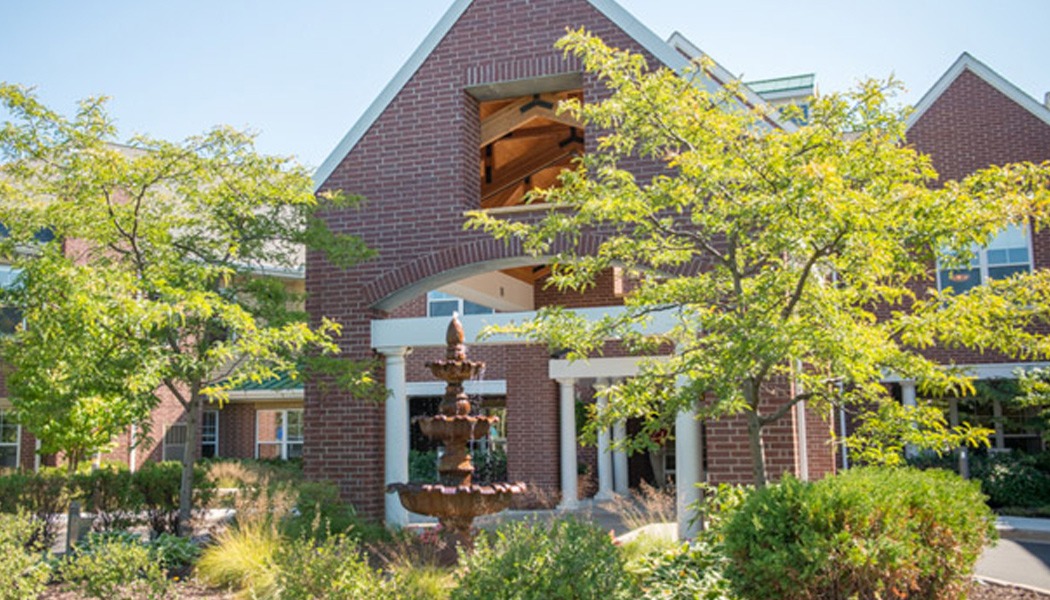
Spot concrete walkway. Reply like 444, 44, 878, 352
976, 518, 1050, 592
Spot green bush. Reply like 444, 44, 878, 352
409, 449, 439, 483
723, 467, 996, 600
132, 461, 214, 535
148, 532, 200, 573
62, 532, 169, 600
71, 466, 142, 532
0, 469, 68, 547
453, 518, 630, 600
272, 533, 387, 599
910, 450, 1050, 510
0, 512, 50, 600
627, 540, 730, 600
283, 480, 391, 543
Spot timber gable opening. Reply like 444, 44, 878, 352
477, 88, 584, 211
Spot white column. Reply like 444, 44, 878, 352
594, 378, 614, 502
902, 380, 917, 459
675, 404, 703, 541
379, 346, 411, 528
33, 438, 41, 473
557, 378, 579, 510
612, 422, 629, 493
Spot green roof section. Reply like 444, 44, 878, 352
745, 74, 816, 95
229, 371, 303, 392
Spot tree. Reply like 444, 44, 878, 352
468, 31, 1050, 486
0, 84, 377, 530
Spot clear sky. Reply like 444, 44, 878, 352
2, 1, 1048, 170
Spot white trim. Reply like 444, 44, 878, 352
549, 355, 666, 380
162, 422, 188, 462
882, 362, 1050, 382
371, 306, 679, 349
907, 52, 1050, 131
226, 389, 304, 402
666, 32, 796, 133
313, 0, 793, 190
405, 380, 507, 397
255, 408, 304, 460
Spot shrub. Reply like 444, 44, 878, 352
723, 467, 996, 600
62, 533, 169, 600
626, 539, 730, 600
409, 449, 439, 483
453, 518, 630, 600
71, 466, 142, 532
272, 533, 387, 599
148, 532, 200, 573
0, 512, 50, 600
132, 461, 214, 535
0, 469, 68, 547
910, 450, 1050, 511
388, 563, 455, 600
283, 480, 391, 543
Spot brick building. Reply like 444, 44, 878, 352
871, 53, 1050, 459
307, 0, 835, 535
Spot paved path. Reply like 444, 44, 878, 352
977, 539, 1050, 592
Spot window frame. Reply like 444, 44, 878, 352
937, 224, 1034, 293
201, 410, 219, 459
426, 291, 495, 318
162, 422, 188, 462
0, 409, 20, 470
255, 408, 304, 460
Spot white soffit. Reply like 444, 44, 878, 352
881, 362, 1050, 383
907, 52, 1050, 131
313, 0, 775, 190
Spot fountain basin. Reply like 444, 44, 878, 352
426, 360, 484, 382
387, 482, 526, 520
416, 415, 499, 441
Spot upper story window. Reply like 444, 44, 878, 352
0, 266, 22, 335
427, 291, 494, 318
938, 224, 1032, 293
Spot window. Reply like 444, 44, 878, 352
426, 291, 494, 317
938, 224, 1032, 293
201, 411, 219, 458
256, 409, 303, 460
0, 266, 22, 335
162, 423, 187, 462
0, 410, 19, 469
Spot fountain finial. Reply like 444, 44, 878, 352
446, 313, 468, 361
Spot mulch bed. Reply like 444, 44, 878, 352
38, 577, 1048, 598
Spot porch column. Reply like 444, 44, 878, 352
379, 346, 411, 527
675, 390, 703, 540
594, 378, 614, 502
612, 378, 629, 494
902, 380, 917, 458
557, 377, 579, 510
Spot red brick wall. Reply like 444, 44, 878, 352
219, 403, 259, 459
907, 68, 1050, 366
309, 0, 671, 518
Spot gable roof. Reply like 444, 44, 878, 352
907, 52, 1050, 131
313, 0, 789, 190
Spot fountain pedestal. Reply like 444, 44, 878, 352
386, 315, 525, 552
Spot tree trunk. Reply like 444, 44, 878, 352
178, 393, 200, 536
746, 410, 767, 488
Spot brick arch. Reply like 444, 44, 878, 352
365, 233, 607, 311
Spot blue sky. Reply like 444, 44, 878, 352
2, 1, 1048, 170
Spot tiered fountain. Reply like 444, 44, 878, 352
387, 315, 525, 551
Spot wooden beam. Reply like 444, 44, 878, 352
480, 94, 582, 147
481, 142, 581, 203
